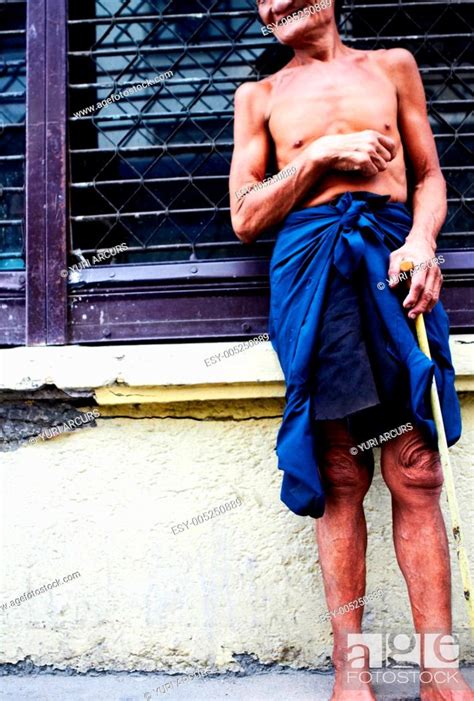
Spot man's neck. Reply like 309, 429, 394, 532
291, 23, 350, 64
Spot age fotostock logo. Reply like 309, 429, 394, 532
345, 632, 461, 690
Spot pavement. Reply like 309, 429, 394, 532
1, 668, 473, 701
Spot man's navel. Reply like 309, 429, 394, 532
293, 139, 304, 149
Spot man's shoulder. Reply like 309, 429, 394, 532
369, 47, 419, 75
233, 75, 278, 120
234, 74, 277, 103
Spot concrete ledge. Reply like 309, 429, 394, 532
95, 381, 285, 405
0, 668, 473, 701
0, 335, 472, 404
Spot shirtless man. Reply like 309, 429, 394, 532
229, 1, 473, 700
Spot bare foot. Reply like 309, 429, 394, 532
329, 666, 377, 701
420, 669, 474, 701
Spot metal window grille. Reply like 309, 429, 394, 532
67, 0, 473, 270
0, 0, 472, 346
0, 0, 26, 271
341, 0, 473, 246
68, 0, 277, 268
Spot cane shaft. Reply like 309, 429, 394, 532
416, 313, 474, 629
399, 261, 474, 629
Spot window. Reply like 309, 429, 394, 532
0, 0, 26, 344
0, 0, 472, 346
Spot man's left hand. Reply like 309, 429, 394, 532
387, 240, 443, 319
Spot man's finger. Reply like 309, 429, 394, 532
421, 267, 443, 313
370, 152, 388, 171
388, 255, 402, 286
375, 143, 393, 162
431, 270, 443, 311
403, 270, 427, 313
377, 134, 397, 158
409, 287, 434, 318
405, 266, 437, 318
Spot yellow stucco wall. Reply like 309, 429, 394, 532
1, 393, 473, 672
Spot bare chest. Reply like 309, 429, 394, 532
268, 63, 398, 153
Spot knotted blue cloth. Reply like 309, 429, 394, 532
268, 191, 461, 519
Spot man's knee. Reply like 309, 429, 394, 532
321, 445, 373, 498
383, 434, 443, 495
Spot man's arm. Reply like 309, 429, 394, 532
230, 81, 396, 244
229, 81, 335, 243
385, 48, 446, 318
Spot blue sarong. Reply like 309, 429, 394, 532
268, 191, 461, 519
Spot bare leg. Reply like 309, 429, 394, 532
315, 420, 377, 701
381, 427, 473, 700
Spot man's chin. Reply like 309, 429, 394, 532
273, 24, 318, 46
273, 21, 309, 40
271, 15, 331, 43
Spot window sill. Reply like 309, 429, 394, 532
0, 335, 472, 404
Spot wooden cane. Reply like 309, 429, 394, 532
399, 260, 474, 631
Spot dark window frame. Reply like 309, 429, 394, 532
0, 0, 473, 347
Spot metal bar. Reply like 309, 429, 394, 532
69, 76, 249, 90
427, 100, 474, 108
441, 232, 474, 238
0, 29, 26, 36
1, 59, 26, 67
66, 240, 271, 255
25, 0, 47, 345
0, 92, 26, 99
70, 142, 233, 155
63, 235, 473, 258
69, 259, 270, 285
71, 175, 230, 187
67, 12, 257, 25
70, 109, 236, 124
64, 250, 474, 287
70, 208, 228, 222
69, 103, 474, 126
45, 0, 68, 344
67, 33, 472, 57
69, 131, 474, 156
68, 66, 474, 90
70, 209, 474, 224
0, 271, 26, 291
0, 154, 25, 161
69, 172, 474, 189
66, 2, 469, 24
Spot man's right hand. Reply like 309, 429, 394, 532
310, 130, 397, 177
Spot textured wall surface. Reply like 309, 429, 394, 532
0, 395, 473, 673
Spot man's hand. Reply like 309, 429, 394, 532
387, 241, 442, 319
310, 130, 397, 176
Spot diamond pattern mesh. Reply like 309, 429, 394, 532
67, 0, 473, 268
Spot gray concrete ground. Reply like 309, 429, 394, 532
1, 669, 473, 701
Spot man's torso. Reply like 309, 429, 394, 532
262, 49, 408, 207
